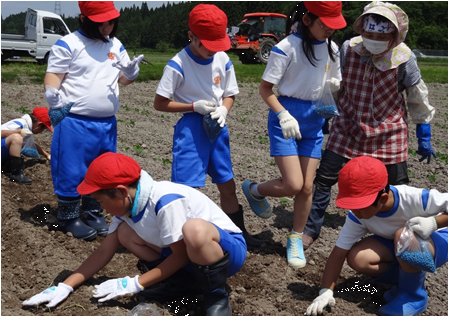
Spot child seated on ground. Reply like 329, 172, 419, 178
22, 152, 246, 316
1, 107, 52, 184
306, 156, 447, 316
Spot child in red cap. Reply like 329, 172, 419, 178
153, 4, 263, 248
43, 1, 145, 241
305, 156, 448, 316
242, 1, 346, 269
23, 152, 246, 316
1, 107, 52, 184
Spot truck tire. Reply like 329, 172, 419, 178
37, 53, 49, 65
257, 38, 277, 64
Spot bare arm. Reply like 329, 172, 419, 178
137, 239, 190, 288
35, 143, 50, 159
118, 75, 135, 86
221, 96, 235, 113
436, 213, 448, 229
63, 231, 121, 289
1, 130, 21, 138
43, 72, 65, 90
153, 94, 193, 113
320, 246, 349, 290
259, 80, 285, 113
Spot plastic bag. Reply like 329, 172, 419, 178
202, 113, 222, 142
21, 135, 39, 158
127, 302, 162, 316
312, 79, 339, 119
396, 221, 436, 273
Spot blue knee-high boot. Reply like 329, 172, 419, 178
378, 268, 428, 316
58, 198, 97, 241
371, 262, 399, 303
81, 195, 108, 236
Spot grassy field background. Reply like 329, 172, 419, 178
1, 50, 447, 84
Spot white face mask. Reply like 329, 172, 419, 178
362, 37, 390, 55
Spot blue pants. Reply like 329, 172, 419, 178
304, 149, 410, 239
51, 113, 117, 197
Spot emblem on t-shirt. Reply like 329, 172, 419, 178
214, 76, 220, 85
107, 52, 115, 60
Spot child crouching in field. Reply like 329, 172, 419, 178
305, 156, 447, 316
22, 152, 246, 316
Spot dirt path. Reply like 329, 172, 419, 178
1, 81, 447, 316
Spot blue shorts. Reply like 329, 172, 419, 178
1, 138, 12, 162
51, 113, 117, 197
160, 224, 247, 277
171, 113, 234, 187
268, 96, 324, 158
370, 228, 448, 269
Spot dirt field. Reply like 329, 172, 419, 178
1, 80, 447, 316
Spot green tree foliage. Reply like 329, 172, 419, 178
2, 1, 447, 51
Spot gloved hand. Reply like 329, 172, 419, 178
49, 102, 74, 128
93, 275, 144, 302
44, 86, 65, 109
113, 54, 144, 80
306, 288, 335, 316
22, 282, 73, 308
192, 100, 217, 115
277, 110, 301, 140
210, 106, 228, 127
327, 78, 341, 93
20, 128, 33, 139
416, 123, 436, 164
409, 216, 438, 240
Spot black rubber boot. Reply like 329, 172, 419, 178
193, 251, 232, 316
9, 156, 31, 184
137, 259, 201, 300
57, 199, 97, 241
81, 195, 108, 236
228, 205, 264, 247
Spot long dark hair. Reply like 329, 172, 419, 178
79, 16, 119, 43
286, 2, 336, 67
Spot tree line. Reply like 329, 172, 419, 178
2, 1, 447, 50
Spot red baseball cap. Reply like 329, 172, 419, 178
304, 1, 347, 30
77, 152, 141, 195
32, 107, 52, 132
335, 157, 388, 209
188, 4, 231, 52
78, 1, 120, 23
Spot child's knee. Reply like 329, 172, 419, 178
182, 219, 208, 245
117, 222, 135, 245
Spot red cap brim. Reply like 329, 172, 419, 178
321, 15, 347, 30
335, 192, 378, 210
200, 36, 231, 52
77, 181, 101, 196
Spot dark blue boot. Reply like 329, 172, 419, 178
81, 195, 108, 236
58, 199, 97, 241
193, 251, 232, 316
372, 262, 399, 285
378, 269, 428, 316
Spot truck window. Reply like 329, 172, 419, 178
43, 18, 56, 34
28, 13, 37, 28
43, 18, 69, 36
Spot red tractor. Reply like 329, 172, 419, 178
227, 12, 287, 64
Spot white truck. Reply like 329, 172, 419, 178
1, 8, 70, 64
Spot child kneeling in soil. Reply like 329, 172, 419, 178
306, 156, 447, 316
22, 152, 246, 316
1, 107, 52, 184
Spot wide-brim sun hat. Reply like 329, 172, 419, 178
188, 4, 231, 52
304, 1, 347, 30
78, 1, 120, 23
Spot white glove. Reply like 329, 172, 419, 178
409, 216, 438, 240
210, 106, 228, 127
113, 54, 144, 80
20, 128, 33, 139
93, 275, 143, 302
22, 282, 73, 308
306, 288, 335, 316
277, 110, 301, 140
192, 100, 218, 115
44, 86, 65, 109
327, 78, 341, 93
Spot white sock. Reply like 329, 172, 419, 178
291, 230, 303, 236
250, 183, 264, 198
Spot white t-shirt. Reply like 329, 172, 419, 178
109, 179, 241, 248
336, 185, 448, 250
156, 46, 239, 105
46, 30, 130, 117
1, 114, 35, 149
262, 33, 341, 100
